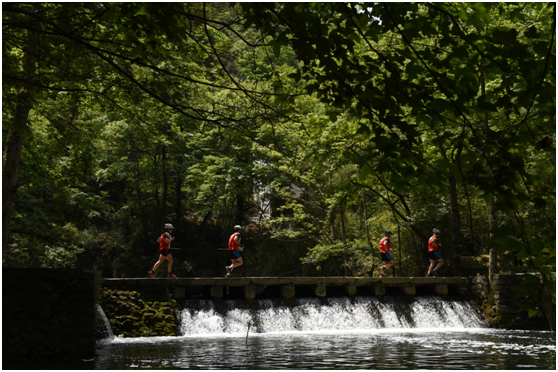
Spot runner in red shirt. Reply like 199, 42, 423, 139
225, 225, 244, 277
149, 223, 176, 278
379, 230, 395, 277
426, 228, 444, 277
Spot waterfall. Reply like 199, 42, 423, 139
95, 303, 115, 340
178, 296, 486, 336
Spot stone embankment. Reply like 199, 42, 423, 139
2, 268, 96, 361
471, 274, 551, 330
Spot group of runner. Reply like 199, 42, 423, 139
147, 224, 443, 278
379, 228, 444, 277
148, 223, 245, 278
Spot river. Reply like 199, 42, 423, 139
93, 329, 554, 369
5, 295, 556, 369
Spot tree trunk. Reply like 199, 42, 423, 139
436, 139, 463, 275
2, 10, 39, 257
397, 224, 402, 277
175, 179, 182, 224
361, 189, 373, 250
161, 145, 168, 224
481, 71, 498, 281
488, 197, 498, 278
340, 207, 348, 276
448, 174, 466, 275
236, 194, 244, 226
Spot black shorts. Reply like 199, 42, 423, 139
428, 251, 442, 260
160, 249, 170, 257
229, 250, 241, 260
380, 252, 394, 262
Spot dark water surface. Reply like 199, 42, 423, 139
7, 329, 550, 370
92, 329, 555, 369
4, 329, 554, 369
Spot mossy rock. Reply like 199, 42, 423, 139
142, 312, 155, 325
140, 327, 153, 337
100, 286, 179, 337
162, 307, 173, 315
154, 323, 166, 332
164, 328, 177, 336
121, 318, 134, 332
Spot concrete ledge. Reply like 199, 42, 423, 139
381, 277, 411, 285
315, 277, 358, 286
251, 277, 293, 285
409, 277, 443, 285
133, 279, 169, 288
175, 278, 216, 286
102, 276, 472, 298
104, 276, 467, 287
354, 277, 382, 286
214, 278, 252, 286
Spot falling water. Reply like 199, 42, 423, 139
95, 303, 115, 340
178, 296, 486, 336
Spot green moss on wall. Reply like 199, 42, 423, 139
99, 288, 178, 337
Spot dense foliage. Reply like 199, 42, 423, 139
3, 3, 555, 323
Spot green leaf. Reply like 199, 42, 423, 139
528, 309, 539, 318
492, 27, 518, 44
524, 25, 540, 39
533, 41, 549, 57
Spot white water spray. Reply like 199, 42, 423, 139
96, 303, 115, 340
178, 296, 486, 336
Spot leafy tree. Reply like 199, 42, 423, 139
242, 2, 555, 326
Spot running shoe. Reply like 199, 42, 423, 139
149, 270, 155, 278
225, 265, 231, 274
225, 273, 232, 278
432, 269, 438, 277
167, 272, 176, 278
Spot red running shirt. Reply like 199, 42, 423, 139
228, 232, 241, 251
428, 235, 441, 251
159, 232, 172, 250
379, 237, 392, 253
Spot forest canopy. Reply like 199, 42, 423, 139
3, 2, 555, 319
